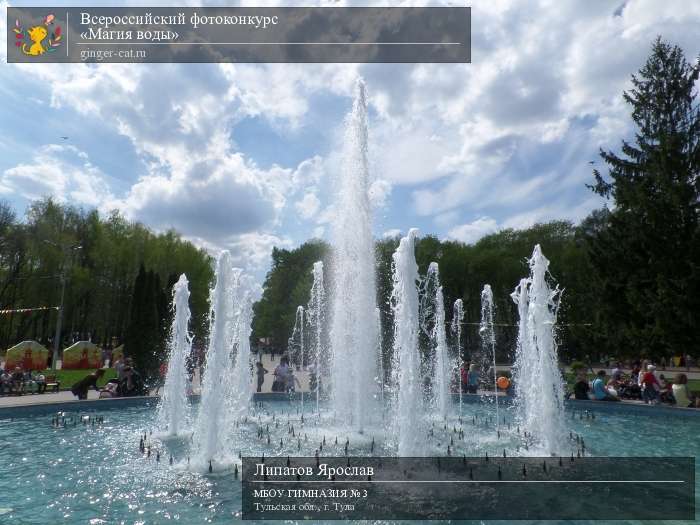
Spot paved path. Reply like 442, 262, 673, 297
2, 357, 697, 409
0, 390, 101, 407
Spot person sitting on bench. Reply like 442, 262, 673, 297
11, 367, 25, 395
0, 369, 12, 394
34, 372, 47, 394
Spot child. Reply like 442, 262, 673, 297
286, 368, 302, 393
641, 365, 660, 404
255, 362, 268, 393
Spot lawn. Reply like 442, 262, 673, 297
41, 368, 117, 390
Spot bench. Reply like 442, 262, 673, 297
45, 374, 60, 393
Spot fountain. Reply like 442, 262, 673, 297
308, 261, 325, 413
451, 298, 465, 413
155, 274, 192, 437
173, 85, 565, 469
5, 79, 698, 525
422, 262, 450, 419
512, 245, 566, 454
289, 305, 305, 412
479, 284, 499, 430
375, 306, 384, 405
391, 229, 423, 456
329, 79, 378, 430
229, 276, 255, 420
190, 251, 241, 470
511, 277, 533, 428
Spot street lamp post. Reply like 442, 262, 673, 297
52, 274, 66, 371
45, 240, 81, 371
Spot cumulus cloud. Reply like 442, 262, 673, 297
295, 192, 321, 219
447, 217, 499, 244
0, 144, 115, 208
360, 0, 699, 236
2, 0, 698, 267
7, 59, 342, 268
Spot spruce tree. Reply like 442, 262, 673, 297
125, 266, 165, 379
125, 264, 147, 371
587, 38, 700, 360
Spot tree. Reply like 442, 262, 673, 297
252, 241, 329, 352
125, 266, 167, 379
254, 223, 596, 367
0, 198, 214, 355
587, 38, 700, 359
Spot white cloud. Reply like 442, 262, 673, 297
7, 59, 343, 267
295, 192, 321, 220
447, 217, 499, 244
368, 178, 391, 208
360, 0, 700, 224
0, 144, 115, 208
501, 196, 603, 231
2, 0, 699, 275
382, 228, 402, 238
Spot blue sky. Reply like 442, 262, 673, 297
1, 1, 699, 276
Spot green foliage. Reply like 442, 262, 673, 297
124, 265, 170, 380
0, 198, 214, 369
587, 38, 700, 359
254, 222, 596, 364
570, 361, 586, 373
252, 240, 329, 351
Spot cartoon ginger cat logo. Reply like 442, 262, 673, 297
13, 14, 62, 56
23, 25, 48, 55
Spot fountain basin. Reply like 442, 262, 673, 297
0, 400, 697, 523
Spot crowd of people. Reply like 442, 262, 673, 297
572, 361, 700, 408
0, 367, 49, 395
0, 356, 147, 399
3, 345, 699, 411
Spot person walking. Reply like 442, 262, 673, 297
256, 361, 268, 393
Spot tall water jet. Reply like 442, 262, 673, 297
479, 284, 499, 430
329, 79, 378, 429
423, 263, 450, 419
308, 261, 325, 413
289, 306, 305, 412
155, 274, 192, 437
451, 298, 464, 413
230, 277, 254, 420
191, 251, 240, 469
391, 229, 423, 456
511, 278, 534, 427
513, 245, 566, 454
375, 306, 384, 405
